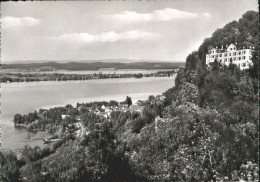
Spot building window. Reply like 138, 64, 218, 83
242, 63, 246, 67
229, 53, 231, 56
219, 54, 222, 57
238, 51, 241, 55
234, 57, 236, 61
238, 57, 241, 60
212, 55, 214, 58
224, 58, 227, 62
233, 52, 236, 56
224, 53, 227, 57
243, 51, 246, 54
242, 56, 245, 59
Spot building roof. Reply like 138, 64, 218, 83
208, 43, 254, 54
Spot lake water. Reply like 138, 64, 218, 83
1, 76, 176, 150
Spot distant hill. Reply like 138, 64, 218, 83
4, 59, 184, 64
2, 61, 185, 70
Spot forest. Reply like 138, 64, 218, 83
0, 11, 258, 182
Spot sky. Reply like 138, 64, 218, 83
1, 0, 258, 63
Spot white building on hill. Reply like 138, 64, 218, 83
206, 44, 254, 70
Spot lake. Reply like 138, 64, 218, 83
1, 75, 176, 150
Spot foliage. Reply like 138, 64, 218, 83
0, 151, 21, 182
125, 96, 133, 107
131, 118, 146, 133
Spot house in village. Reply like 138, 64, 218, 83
101, 105, 106, 110
61, 114, 70, 120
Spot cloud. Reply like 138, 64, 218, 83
106, 8, 210, 22
1, 16, 40, 28
56, 30, 160, 43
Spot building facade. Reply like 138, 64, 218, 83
206, 44, 254, 70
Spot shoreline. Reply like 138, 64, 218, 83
1, 70, 177, 83
37, 92, 152, 111
1, 96, 147, 151
1, 75, 175, 86
1, 76, 176, 150
0, 93, 155, 150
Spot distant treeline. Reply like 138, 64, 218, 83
2, 61, 185, 70
1, 71, 175, 83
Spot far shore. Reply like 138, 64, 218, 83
1, 69, 177, 83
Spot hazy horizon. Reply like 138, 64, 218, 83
1, 0, 257, 63
2, 59, 185, 64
